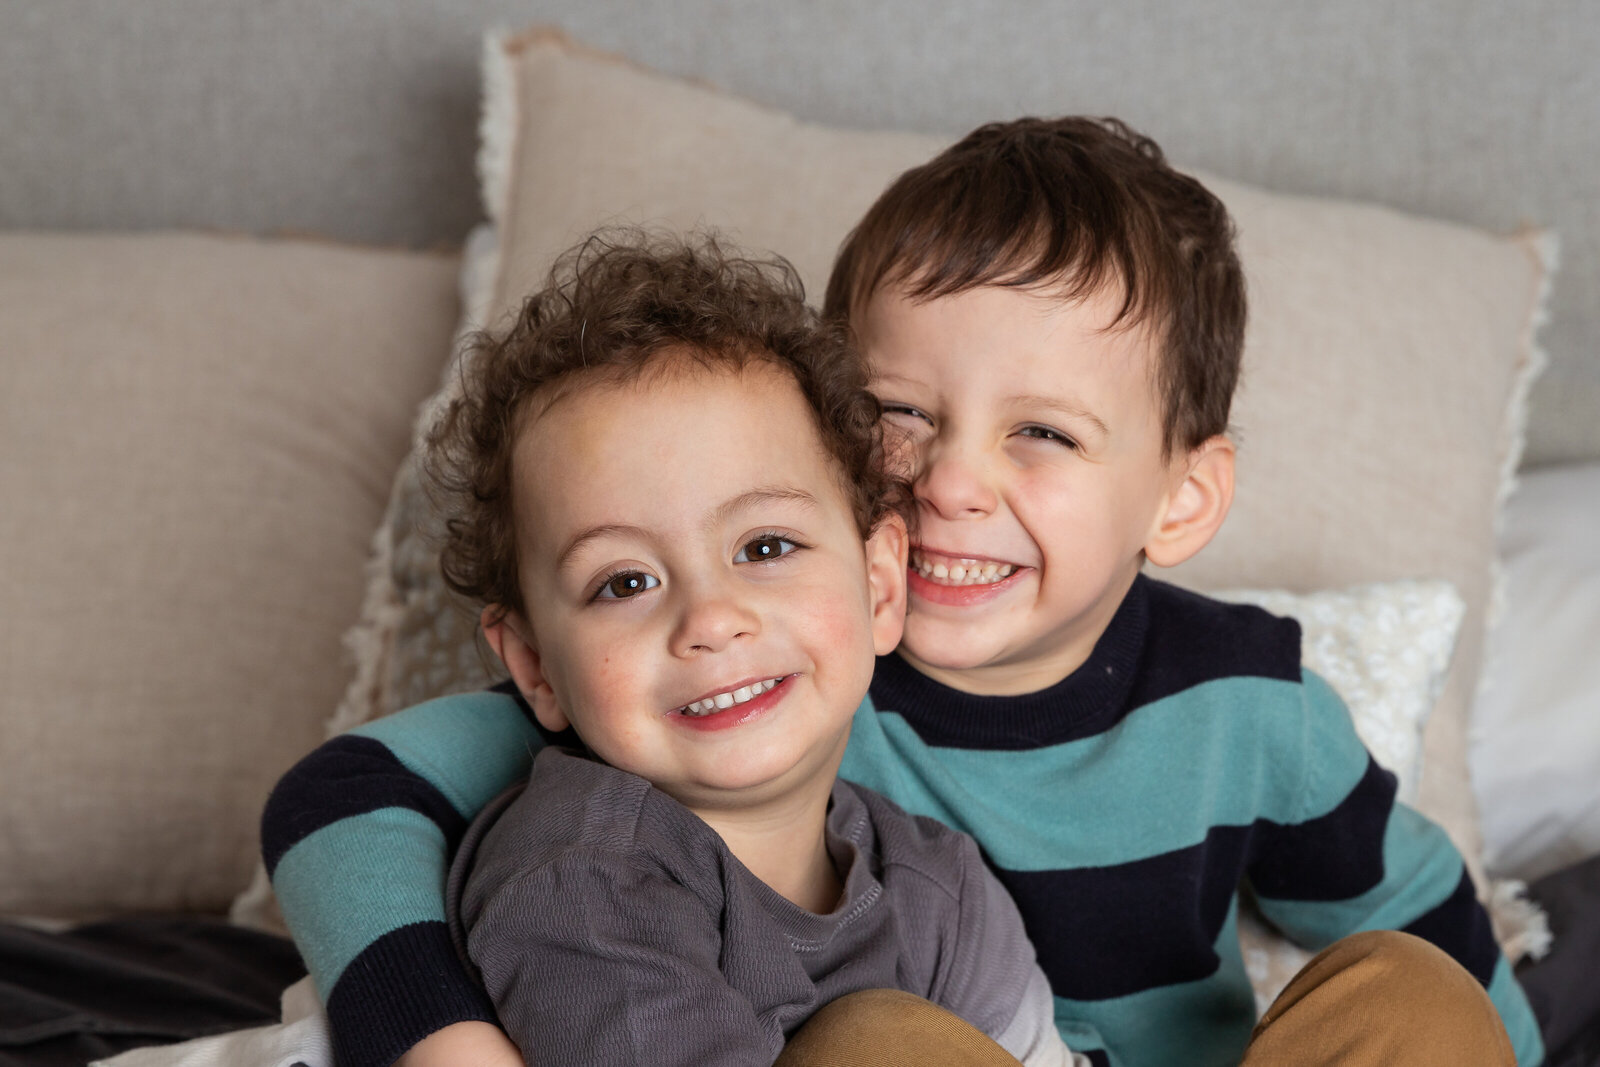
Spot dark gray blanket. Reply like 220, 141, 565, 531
1518, 853, 1600, 1067
0, 915, 303, 1066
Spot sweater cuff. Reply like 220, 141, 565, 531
325, 920, 499, 1067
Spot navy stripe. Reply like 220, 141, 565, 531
1247, 755, 1395, 901
1402, 867, 1500, 986
260, 735, 468, 874
1082, 1050, 1111, 1067
325, 920, 498, 1067
993, 825, 1251, 1000
871, 576, 1302, 750
1127, 579, 1302, 706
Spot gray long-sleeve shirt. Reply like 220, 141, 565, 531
448, 747, 1070, 1066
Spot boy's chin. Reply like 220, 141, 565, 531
899, 640, 993, 674
665, 738, 850, 812
896, 629, 1016, 682
898, 621, 1082, 695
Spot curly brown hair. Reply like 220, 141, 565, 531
426, 230, 906, 618
826, 116, 1245, 458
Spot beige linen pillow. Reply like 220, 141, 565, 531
0, 232, 460, 917
338, 30, 1549, 908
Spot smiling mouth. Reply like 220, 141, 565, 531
678, 676, 788, 717
910, 548, 1019, 587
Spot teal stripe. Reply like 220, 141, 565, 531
349, 690, 541, 818
1254, 803, 1463, 946
1294, 669, 1379, 821
1489, 956, 1546, 1066
842, 672, 1368, 871
272, 808, 453, 995
1050, 902, 1256, 1067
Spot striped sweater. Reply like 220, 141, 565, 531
262, 575, 1542, 1067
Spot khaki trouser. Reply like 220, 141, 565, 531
775, 930, 1517, 1067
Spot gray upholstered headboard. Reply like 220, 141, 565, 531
5, 0, 1595, 465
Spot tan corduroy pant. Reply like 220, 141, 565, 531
774, 931, 1517, 1067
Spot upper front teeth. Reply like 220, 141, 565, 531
681, 676, 784, 716
913, 553, 1015, 586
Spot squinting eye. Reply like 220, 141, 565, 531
594, 571, 659, 600
881, 403, 933, 427
736, 535, 797, 563
1018, 425, 1078, 449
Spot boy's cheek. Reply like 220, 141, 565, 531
795, 595, 880, 665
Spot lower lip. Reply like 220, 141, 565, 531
907, 565, 1027, 607
670, 676, 793, 732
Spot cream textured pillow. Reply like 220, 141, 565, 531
0, 233, 460, 917
336, 29, 1550, 910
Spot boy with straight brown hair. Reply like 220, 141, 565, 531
262, 117, 1542, 1066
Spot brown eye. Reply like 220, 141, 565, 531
595, 571, 659, 600
736, 535, 796, 563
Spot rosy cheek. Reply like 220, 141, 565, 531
584, 653, 642, 706
801, 592, 876, 660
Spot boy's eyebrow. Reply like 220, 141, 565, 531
712, 485, 821, 525
556, 523, 650, 571
1007, 393, 1110, 438
556, 486, 821, 571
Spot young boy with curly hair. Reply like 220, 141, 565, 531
409, 230, 1075, 1066
262, 119, 1541, 1067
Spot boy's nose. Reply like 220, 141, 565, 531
669, 583, 761, 657
915, 447, 998, 521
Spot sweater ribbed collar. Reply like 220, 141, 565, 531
868, 573, 1150, 750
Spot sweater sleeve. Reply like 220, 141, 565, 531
261, 685, 543, 1067
1246, 669, 1544, 1066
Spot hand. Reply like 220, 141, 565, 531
394, 1021, 524, 1067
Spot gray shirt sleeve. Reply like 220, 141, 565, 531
925, 831, 1078, 1066
997, 965, 1085, 1067
464, 845, 780, 1066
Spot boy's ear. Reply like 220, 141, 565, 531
480, 606, 569, 733
864, 514, 909, 655
1144, 435, 1235, 569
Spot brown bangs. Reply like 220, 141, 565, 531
825, 117, 1244, 457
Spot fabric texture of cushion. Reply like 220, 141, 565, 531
0, 232, 460, 917
327, 27, 1551, 934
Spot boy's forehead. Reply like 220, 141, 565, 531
518, 356, 787, 453
509, 360, 846, 545
861, 281, 1159, 375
